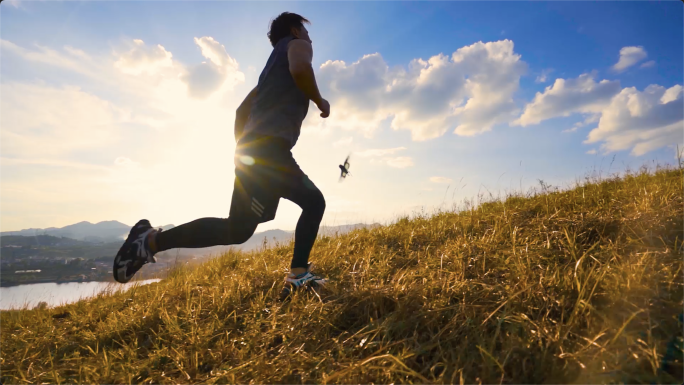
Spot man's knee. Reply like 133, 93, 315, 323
311, 191, 326, 218
234, 228, 254, 244
318, 193, 326, 214
226, 217, 257, 244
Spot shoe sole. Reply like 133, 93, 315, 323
279, 279, 327, 301
113, 251, 147, 284
113, 220, 151, 283
113, 241, 130, 283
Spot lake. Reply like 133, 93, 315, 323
0, 279, 162, 310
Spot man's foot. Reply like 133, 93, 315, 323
113, 219, 161, 283
279, 263, 327, 301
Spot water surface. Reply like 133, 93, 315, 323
0, 279, 162, 310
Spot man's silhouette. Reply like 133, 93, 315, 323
113, 12, 330, 300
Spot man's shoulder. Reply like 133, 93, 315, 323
287, 39, 312, 53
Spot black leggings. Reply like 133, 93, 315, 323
156, 136, 325, 269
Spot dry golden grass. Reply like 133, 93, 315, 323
1, 166, 682, 384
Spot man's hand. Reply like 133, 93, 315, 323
316, 98, 330, 118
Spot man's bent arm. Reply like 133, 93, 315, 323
288, 40, 323, 105
235, 87, 258, 142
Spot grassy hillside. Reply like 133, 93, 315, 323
1, 167, 682, 384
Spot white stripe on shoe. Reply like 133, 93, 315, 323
132, 228, 155, 261
285, 272, 327, 288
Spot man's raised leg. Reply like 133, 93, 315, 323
113, 216, 258, 283
154, 216, 258, 252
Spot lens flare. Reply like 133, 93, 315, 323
239, 155, 255, 166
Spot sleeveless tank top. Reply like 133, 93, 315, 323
242, 35, 310, 147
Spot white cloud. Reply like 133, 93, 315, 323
5, 0, 23, 9
0, 157, 111, 171
586, 149, 597, 155
111, 37, 244, 100
562, 114, 600, 133
515, 67, 682, 155
640, 60, 655, 69
333, 136, 354, 147
355, 147, 413, 168
535, 68, 554, 83
386, 157, 414, 168
585, 84, 683, 156
612, 46, 647, 72
194, 37, 232, 67
514, 72, 621, 126
356, 147, 406, 157
661, 85, 682, 104
1, 37, 244, 110
0, 39, 101, 79
114, 39, 174, 76
181, 37, 243, 99
114, 157, 139, 167
1, 38, 249, 230
304, 40, 527, 141
1, 83, 125, 157
429, 176, 453, 184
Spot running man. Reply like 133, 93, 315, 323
113, 12, 330, 300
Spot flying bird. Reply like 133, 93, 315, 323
339, 155, 351, 182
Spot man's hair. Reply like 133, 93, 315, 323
267, 12, 310, 47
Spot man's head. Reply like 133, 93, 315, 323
268, 12, 311, 47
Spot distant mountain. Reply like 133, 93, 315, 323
229, 223, 381, 252
0, 221, 379, 254
0, 234, 88, 248
1, 221, 175, 243
319, 223, 381, 236
157, 223, 382, 260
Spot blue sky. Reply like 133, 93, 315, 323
1, 1, 682, 233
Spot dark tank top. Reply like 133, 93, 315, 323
242, 35, 310, 148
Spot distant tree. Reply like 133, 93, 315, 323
69, 258, 83, 266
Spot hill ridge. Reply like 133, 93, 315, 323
1, 168, 682, 384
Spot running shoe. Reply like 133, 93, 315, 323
113, 219, 160, 283
279, 263, 327, 301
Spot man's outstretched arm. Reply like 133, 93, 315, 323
235, 86, 258, 142
288, 40, 329, 118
